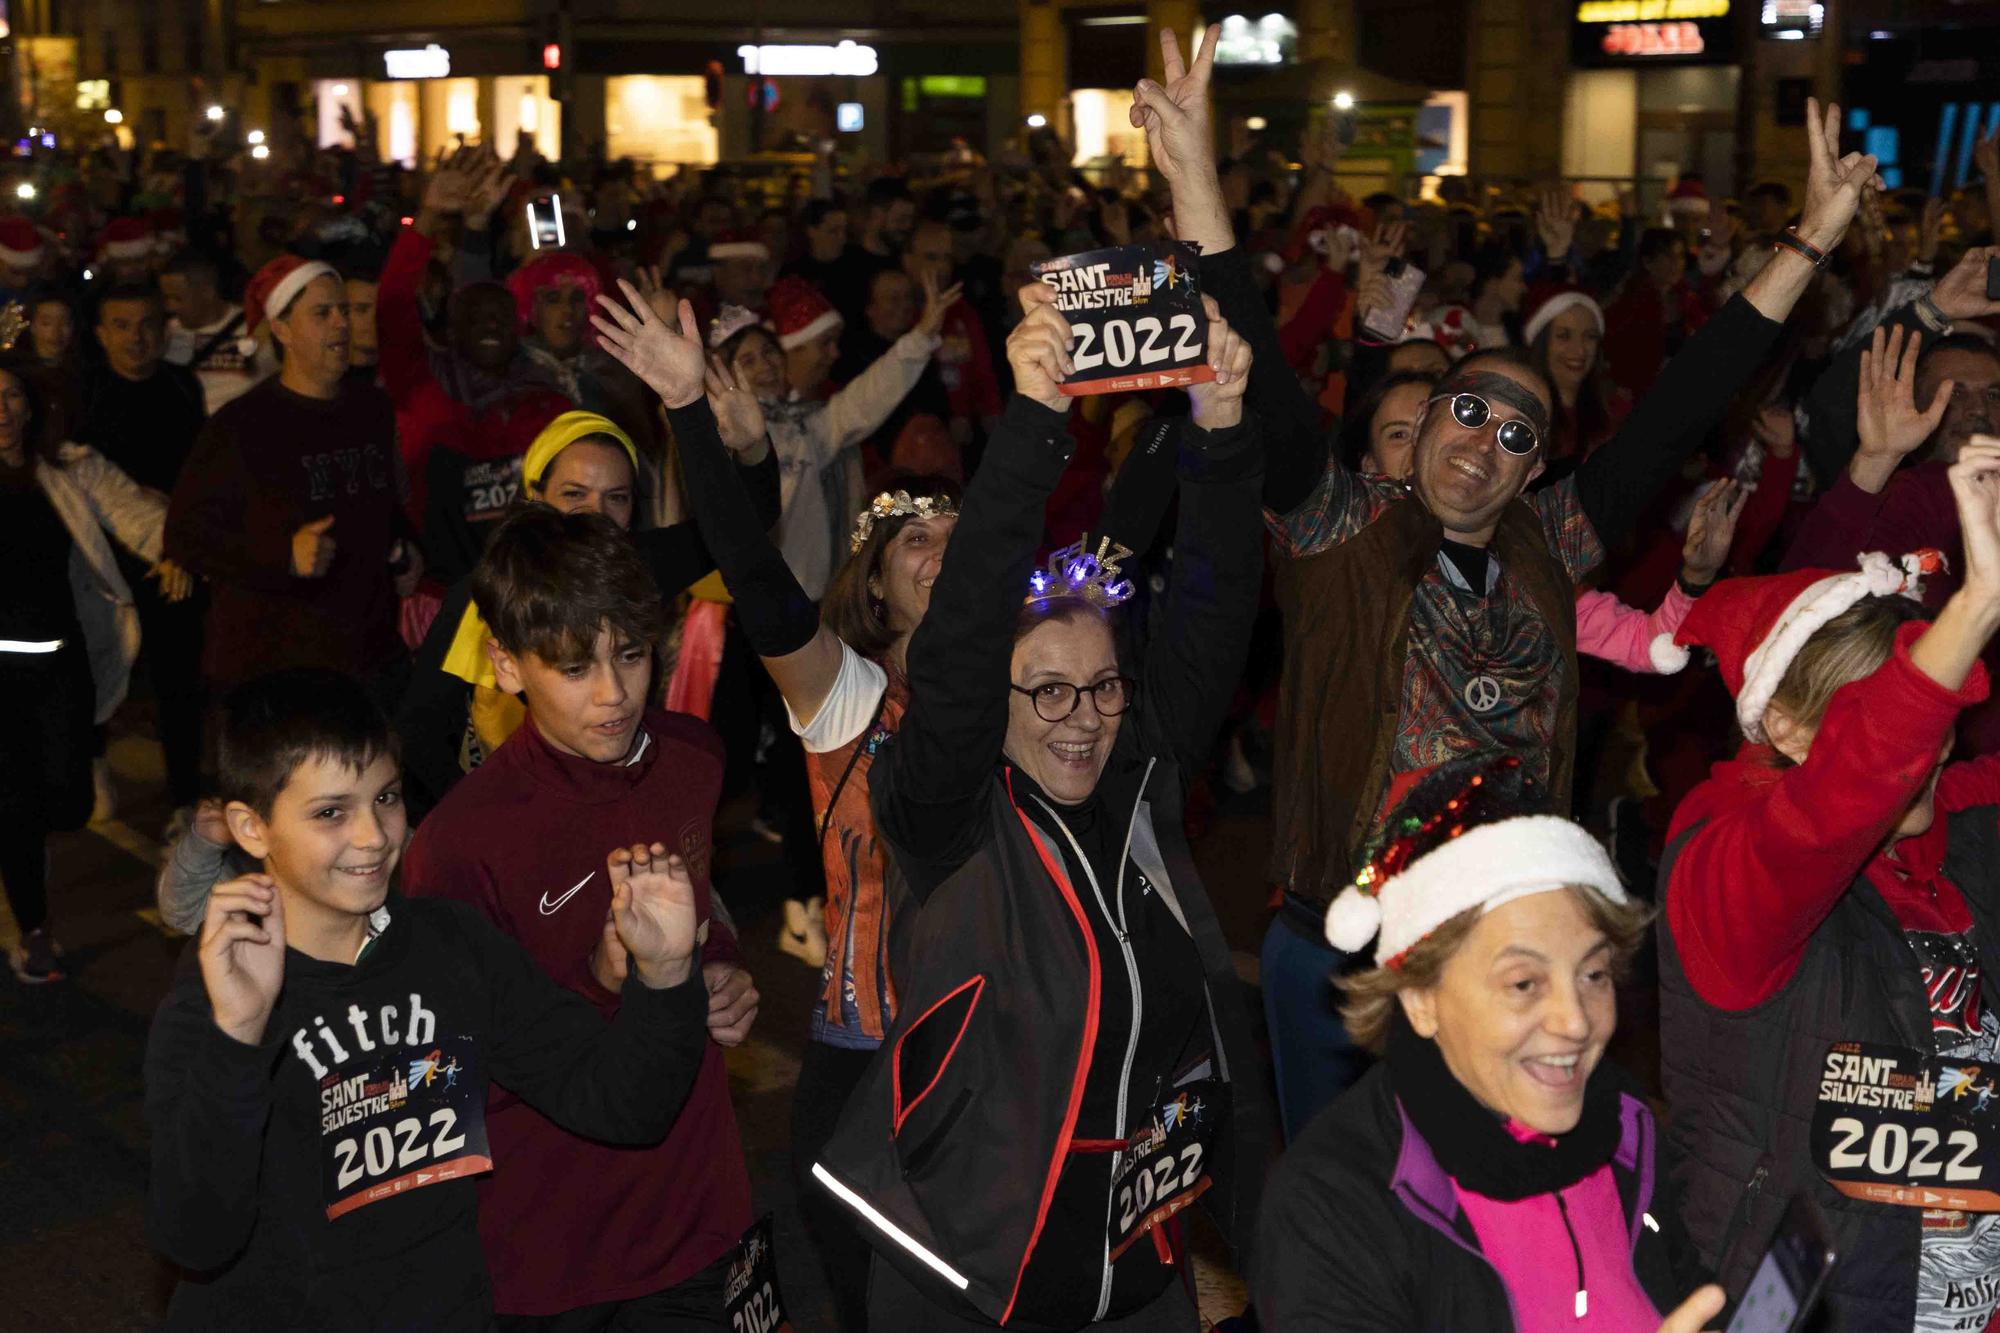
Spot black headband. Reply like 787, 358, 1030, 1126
1434, 367, 1551, 448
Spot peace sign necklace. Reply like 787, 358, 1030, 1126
1438, 549, 1504, 714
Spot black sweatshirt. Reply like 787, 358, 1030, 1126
871, 395, 1266, 1322
1198, 245, 1784, 550
75, 362, 206, 494
145, 892, 707, 1332
395, 448, 778, 821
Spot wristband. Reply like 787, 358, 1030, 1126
1913, 294, 1955, 337
1677, 571, 1715, 598
1773, 231, 1830, 269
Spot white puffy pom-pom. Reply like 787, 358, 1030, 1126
1325, 887, 1382, 953
1649, 633, 1691, 675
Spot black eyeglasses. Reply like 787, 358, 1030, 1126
1010, 675, 1138, 723
1434, 392, 1540, 456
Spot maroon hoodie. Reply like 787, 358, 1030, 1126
402, 708, 753, 1315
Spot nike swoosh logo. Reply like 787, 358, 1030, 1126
538, 871, 594, 916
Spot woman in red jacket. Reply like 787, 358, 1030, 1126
1657, 434, 2000, 1330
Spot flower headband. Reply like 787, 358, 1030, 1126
849, 490, 959, 553
1026, 536, 1136, 609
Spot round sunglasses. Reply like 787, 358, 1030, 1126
1432, 392, 1541, 456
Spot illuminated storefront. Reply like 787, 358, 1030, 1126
1563, 0, 1742, 204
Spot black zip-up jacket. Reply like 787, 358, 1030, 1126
144, 892, 708, 1331
816, 395, 1272, 1327
1255, 1062, 1697, 1331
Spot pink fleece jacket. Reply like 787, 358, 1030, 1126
1575, 582, 1698, 674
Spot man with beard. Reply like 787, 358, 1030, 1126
1137, 28, 1885, 1138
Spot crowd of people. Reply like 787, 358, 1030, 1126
12, 18, 2000, 1333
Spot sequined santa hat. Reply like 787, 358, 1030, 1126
1522, 288, 1604, 348
1657, 550, 1944, 740
1324, 754, 1628, 968
766, 275, 841, 350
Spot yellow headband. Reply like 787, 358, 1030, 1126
439, 412, 641, 690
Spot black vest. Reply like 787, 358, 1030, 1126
1657, 804, 2000, 1329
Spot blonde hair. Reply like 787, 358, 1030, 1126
1766, 593, 1926, 743
1336, 884, 1652, 1054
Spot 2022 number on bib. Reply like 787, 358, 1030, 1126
1033, 242, 1215, 397
1811, 1040, 2000, 1212
724, 1215, 792, 1333
318, 1033, 493, 1220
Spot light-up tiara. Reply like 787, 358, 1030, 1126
1027, 536, 1136, 609
0, 302, 25, 352
849, 489, 959, 553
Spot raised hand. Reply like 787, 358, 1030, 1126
914, 270, 964, 340
1357, 221, 1408, 286
1931, 246, 2000, 321
705, 353, 767, 454
420, 145, 477, 217
462, 146, 514, 229
1680, 478, 1749, 585
606, 842, 698, 990
703, 961, 760, 1047
291, 514, 336, 578
1796, 96, 1881, 254
1188, 294, 1252, 431
1007, 281, 1074, 413
1951, 437, 2000, 607
634, 264, 678, 325
199, 874, 286, 1046
591, 281, 708, 409
1131, 25, 1219, 184
1856, 325, 1951, 467
1535, 187, 1576, 260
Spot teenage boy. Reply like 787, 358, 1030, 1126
402, 506, 758, 1328
144, 667, 710, 1332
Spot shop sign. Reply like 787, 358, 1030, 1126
1572, 0, 1734, 66
737, 41, 878, 78
383, 45, 451, 80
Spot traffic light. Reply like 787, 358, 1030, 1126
542, 42, 562, 71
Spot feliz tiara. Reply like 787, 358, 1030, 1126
849, 490, 959, 553
1028, 536, 1136, 609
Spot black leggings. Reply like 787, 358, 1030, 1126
0, 640, 96, 933
790, 1040, 878, 1332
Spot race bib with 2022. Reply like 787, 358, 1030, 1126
1811, 1040, 2000, 1212
314, 1031, 493, 1220
1033, 241, 1215, 397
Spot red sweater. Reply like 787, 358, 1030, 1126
1666, 621, 1992, 1012
378, 227, 571, 527
401, 710, 753, 1315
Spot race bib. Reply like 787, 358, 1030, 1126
1034, 242, 1215, 397
1108, 1075, 1224, 1261
318, 1033, 492, 1220
1812, 1040, 2000, 1212
723, 1215, 792, 1333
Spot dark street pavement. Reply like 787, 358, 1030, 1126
0, 718, 1274, 1331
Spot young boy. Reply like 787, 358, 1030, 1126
145, 667, 710, 1331
401, 506, 758, 1327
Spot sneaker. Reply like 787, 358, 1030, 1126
10, 929, 65, 984
778, 898, 827, 969
90, 757, 117, 824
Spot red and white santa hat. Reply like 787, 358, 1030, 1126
708, 228, 769, 263
1666, 178, 1710, 218
1656, 550, 1945, 740
766, 275, 841, 350
96, 216, 154, 261
0, 217, 44, 271
1522, 288, 1604, 347
708, 303, 767, 349
1324, 754, 1628, 967
243, 254, 339, 335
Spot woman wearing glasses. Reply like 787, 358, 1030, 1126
808, 282, 1271, 1331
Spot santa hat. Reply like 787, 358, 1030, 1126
708, 304, 766, 349
1287, 203, 1368, 265
1323, 755, 1628, 967
1406, 304, 1479, 360
1659, 550, 1945, 739
708, 229, 769, 263
97, 216, 153, 261
147, 207, 186, 255
505, 251, 603, 335
1522, 288, 1604, 348
767, 275, 841, 350
0, 217, 44, 270
1667, 178, 1710, 218
244, 254, 339, 334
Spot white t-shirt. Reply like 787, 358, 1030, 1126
165, 304, 271, 415
787, 640, 888, 755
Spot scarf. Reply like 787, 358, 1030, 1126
1386, 1012, 1621, 1201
